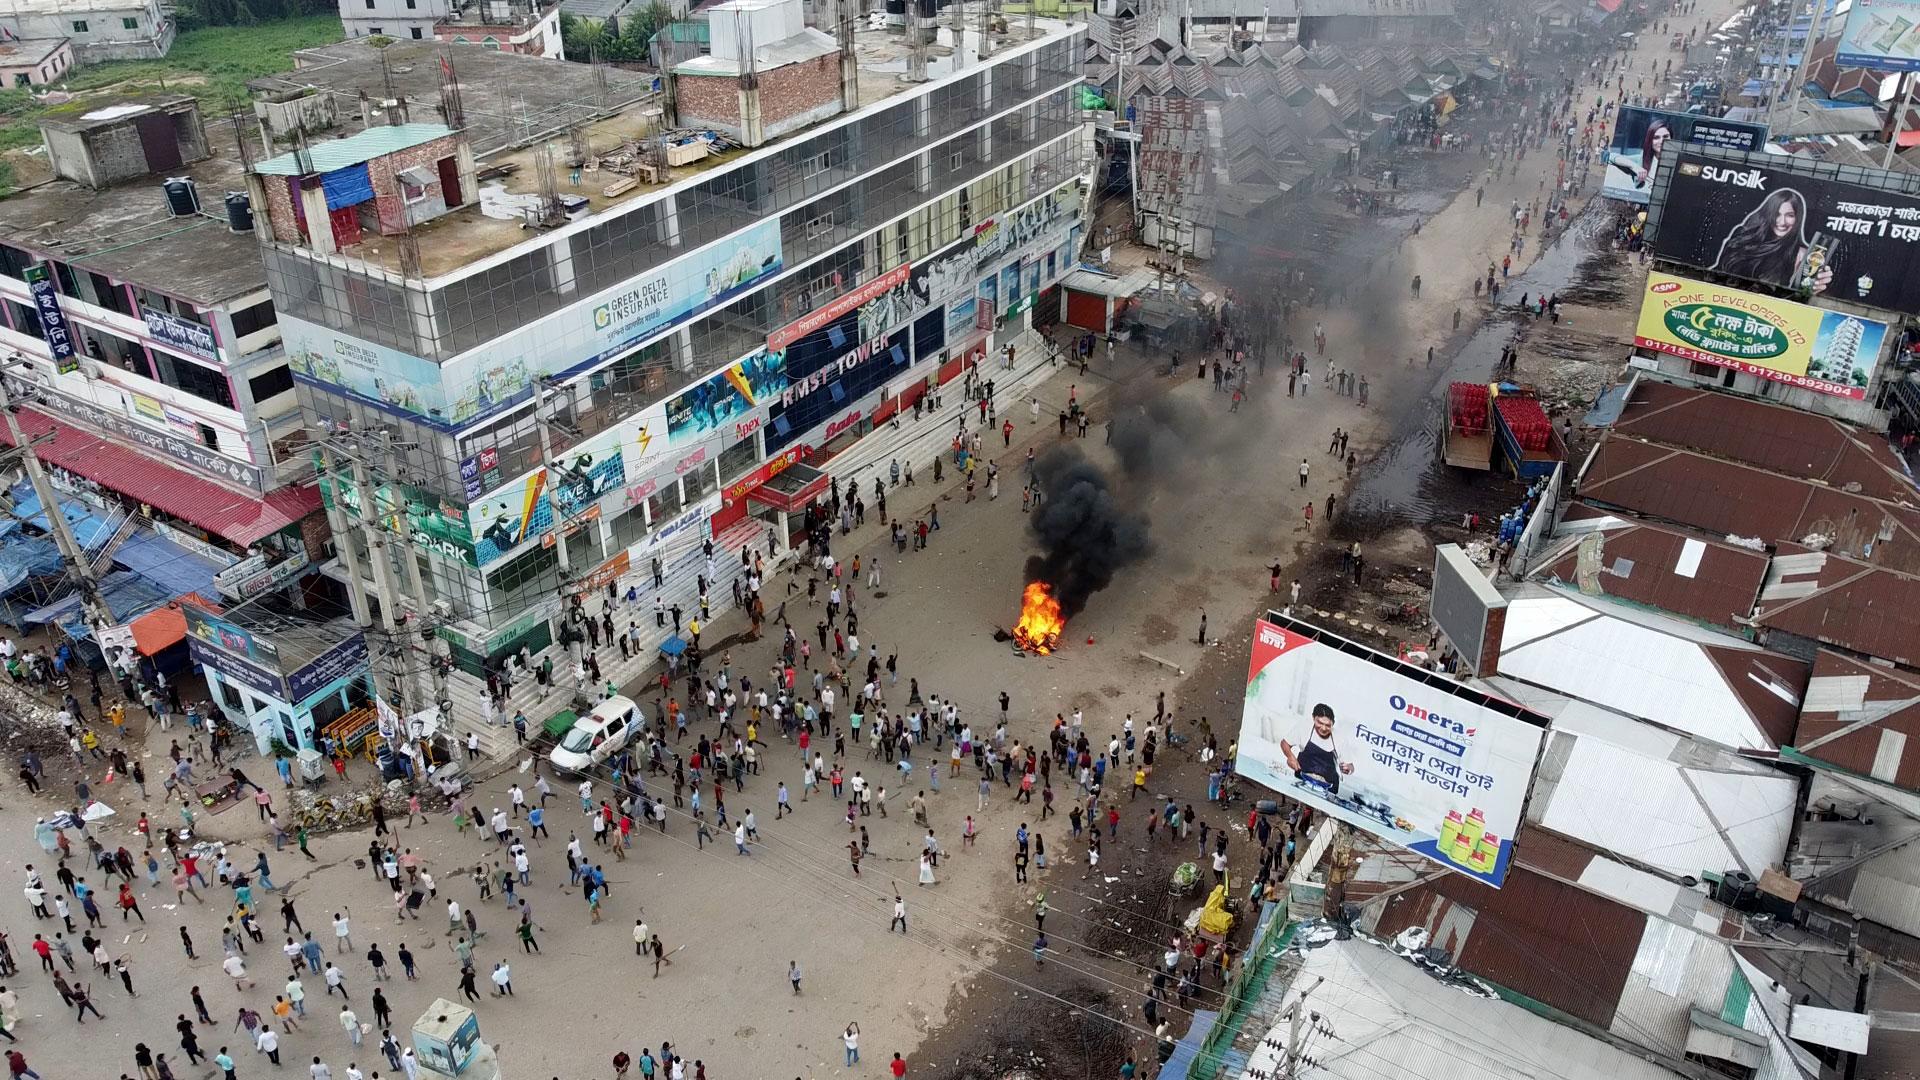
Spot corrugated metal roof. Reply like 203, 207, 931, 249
1497, 587, 1807, 751
1757, 553, 1920, 667
254, 123, 457, 177
1529, 514, 1771, 631
1530, 719, 1797, 879
0, 408, 320, 546
1794, 649, 1920, 790
1578, 436, 1920, 577
1611, 382, 1917, 505
1360, 849, 1645, 1030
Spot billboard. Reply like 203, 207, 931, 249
468, 442, 626, 567
664, 348, 789, 441
1837, 0, 1920, 70
1634, 271, 1887, 398
1137, 96, 1213, 220
319, 466, 479, 566
1602, 108, 1768, 204
284, 216, 784, 430
22, 265, 77, 372
285, 633, 370, 702
908, 234, 978, 318
1430, 544, 1508, 675
182, 603, 281, 666
1654, 151, 1920, 315
1239, 616, 1549, 888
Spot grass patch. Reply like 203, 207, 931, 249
0, 15, 344, 156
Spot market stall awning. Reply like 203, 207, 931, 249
129, 592, 221, 655
0, 408, 320, 546
113, 529, 227, 598
24, 570, 172, 629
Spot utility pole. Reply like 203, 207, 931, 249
1280, 976, 1327, 1079
316, 443, 374, 629
533, 377, 571, 577
371, 427, 452, 722
323, 430, 454, 739
0, 373, 111, 631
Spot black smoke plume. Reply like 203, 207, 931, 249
1025, 446, 1152, 616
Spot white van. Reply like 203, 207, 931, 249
548, 695, 643, 773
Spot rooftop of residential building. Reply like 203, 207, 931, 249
252, 37, 657, 159
258, 18, 1077, 280
0, 115, 267, 307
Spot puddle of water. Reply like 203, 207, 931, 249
1338, 201, 1613, 535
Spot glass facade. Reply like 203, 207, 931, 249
284, 33, 1087, 631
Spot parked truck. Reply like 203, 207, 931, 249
1490, 384, 1566, 479
1441, 382, 1494, 471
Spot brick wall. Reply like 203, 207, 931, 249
364, 133, 462, 236
760, 54, 841, 127
677, 52, 842, 142
676, 72, 741, 130
260, 174, 302, 244
298, 504, 332, 563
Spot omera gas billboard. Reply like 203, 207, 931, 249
1238, 616, 1549, 888
1634, 272, 1886, 399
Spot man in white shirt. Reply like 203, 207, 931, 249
311, 1057, 332, 1080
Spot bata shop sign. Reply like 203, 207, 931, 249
823, 409, 863, 441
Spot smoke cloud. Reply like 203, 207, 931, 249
1025, 446, 1152, 616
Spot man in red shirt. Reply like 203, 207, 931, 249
890, 1052, 908, 1078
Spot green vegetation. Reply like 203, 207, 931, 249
176, 0, 337, 32
560, 2, 674, 64
0, 15, 344, 157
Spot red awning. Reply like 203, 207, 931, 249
1897, 129, 1920, 148
0, 408, 320, 546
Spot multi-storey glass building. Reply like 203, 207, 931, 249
249, 7, 1090, 680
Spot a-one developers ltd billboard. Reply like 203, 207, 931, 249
1238, 615, 1549, 888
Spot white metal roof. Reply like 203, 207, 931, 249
1496, 590, 1796, 751
1247, 937, 1687, 1080
1530, 723, 1797, 880
1789, 1006, 1872, 1054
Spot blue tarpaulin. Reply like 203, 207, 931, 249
321, 164, 374, 211
27, 570, 171, 630
5, 482, 110, 545
0, 536, 67, 593
0, 482, 117, 594
113, 529, 224, 599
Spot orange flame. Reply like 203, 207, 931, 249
1012, 582, 1065, 654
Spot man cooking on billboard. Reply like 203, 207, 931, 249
1279, 703, 1353, 793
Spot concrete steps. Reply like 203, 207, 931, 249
445, 323, 1071, 761
446, 518, 772, 754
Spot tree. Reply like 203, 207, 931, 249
560, 1, 672, 63
559, 13, 609, 63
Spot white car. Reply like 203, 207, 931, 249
548, 695, 642, 773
